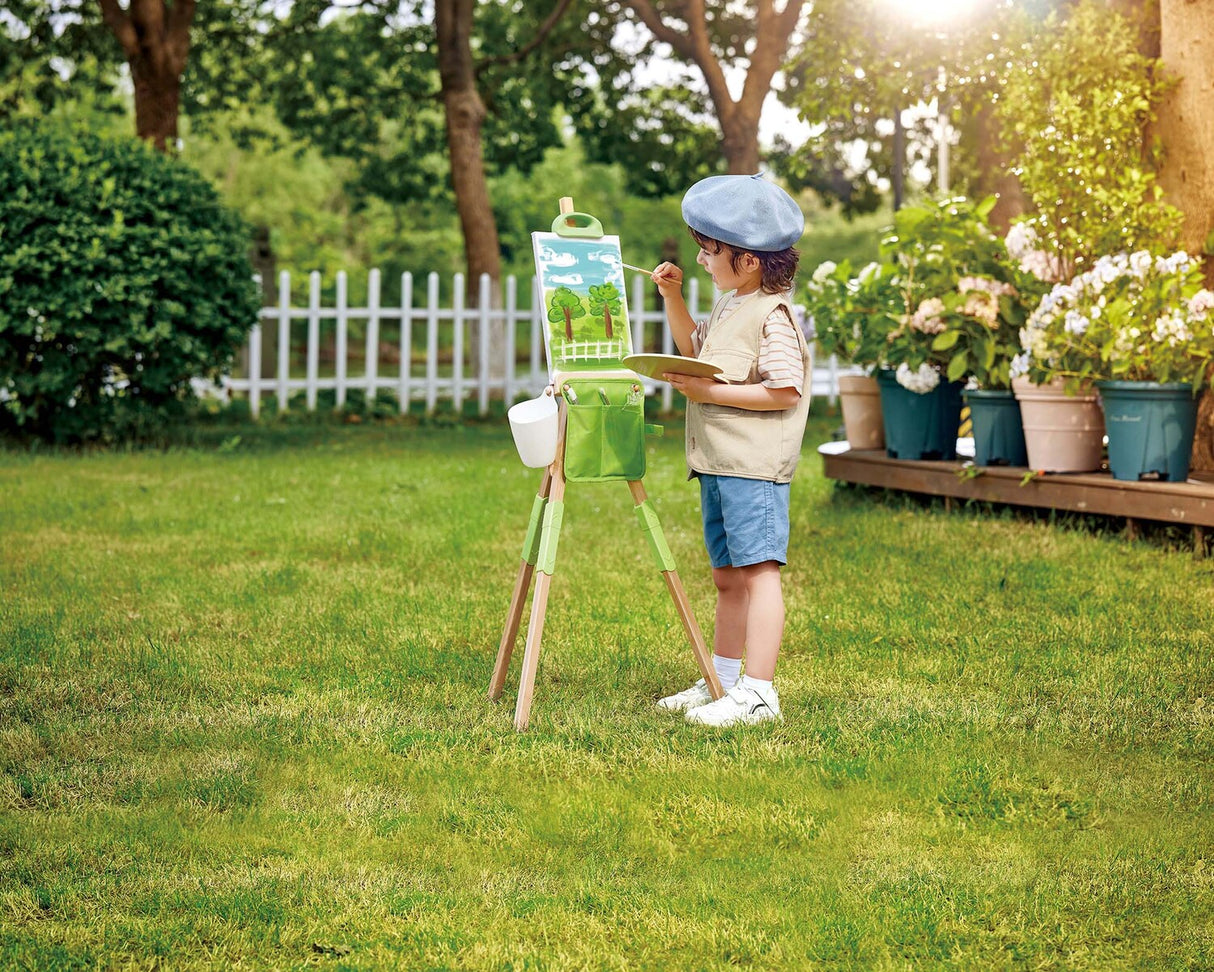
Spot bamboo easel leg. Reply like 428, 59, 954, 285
489, 469, 552, 700
514, 468, 567, 731
628, 480, 724, 700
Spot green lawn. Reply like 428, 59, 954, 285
2, 409, 1211, 970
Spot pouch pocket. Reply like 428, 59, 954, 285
563, 379, 646, 482
707, 349, 756, 384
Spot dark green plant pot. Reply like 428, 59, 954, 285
963, 388, 1028, 467
876, 369, 964, 460
1095, 380, 1199, 482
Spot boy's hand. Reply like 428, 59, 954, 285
665, 373, 717, 404
651, 262, 684, 301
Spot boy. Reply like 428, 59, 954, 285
649, 173, 810, 727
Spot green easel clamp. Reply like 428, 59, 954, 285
536, 499, 565, 575
520, 493, 547, 566
635, 499, 677, 573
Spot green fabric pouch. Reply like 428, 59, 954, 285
563, 378, 647, 482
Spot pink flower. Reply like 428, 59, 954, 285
910, 297, 947, 334
1188, 289, 1214, 317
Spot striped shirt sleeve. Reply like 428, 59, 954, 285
690, 318, 710, 357
758, 307, 804, 394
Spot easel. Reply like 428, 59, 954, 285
489, 198, 724, 731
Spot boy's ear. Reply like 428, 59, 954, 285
741, 252, 761, 272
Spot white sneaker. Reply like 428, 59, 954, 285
656, 678, 714, 712
685, 683, 781, 726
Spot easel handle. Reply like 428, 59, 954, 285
552, 195, 604, 238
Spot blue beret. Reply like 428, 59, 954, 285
681, 174, 805, 252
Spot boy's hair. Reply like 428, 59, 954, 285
688, 227, 799, 295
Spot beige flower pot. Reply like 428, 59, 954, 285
1012, 376, 1105, 472
837, 374, 885, 450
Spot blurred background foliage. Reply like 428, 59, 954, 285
1, 0, 1068, 304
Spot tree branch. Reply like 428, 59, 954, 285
476, 0, 577, 73
98, 0, 138, 59
626, 0, 696, 59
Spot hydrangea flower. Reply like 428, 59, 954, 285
1018, 248, 1214, 386
896, 362, 941, 393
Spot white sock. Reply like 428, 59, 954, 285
741, 674, 774, 696
712, 654, 742, 689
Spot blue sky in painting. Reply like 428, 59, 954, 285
532, 234, 627, 292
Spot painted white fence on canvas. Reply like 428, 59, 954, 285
222, 269, 860, 418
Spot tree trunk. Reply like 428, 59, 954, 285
435, 0, 506, 390
131, 64, 182, 151
720, 109, 763, 174
971, 102, 1026, 234
436, 0, 502, 292
626, 0, 804, 176
1155, 0, 1214, 470
1155, 0, 1214, 262
98, 0, 195, 153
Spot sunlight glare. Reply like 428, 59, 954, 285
879, 0, 985, 29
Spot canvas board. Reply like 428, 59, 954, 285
532, 232, 634, 377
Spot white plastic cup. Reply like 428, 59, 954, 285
507, 393, 559, 468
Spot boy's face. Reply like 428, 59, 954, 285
696, 241, 761, 294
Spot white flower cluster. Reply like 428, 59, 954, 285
1004, 221, 1063, 281
811, 260, 837, 284
909, 297, 947, 334
958, 276, 1017, 298
1016, 248, 1214, 378
895, 362, 941, 394
1152, 313, 1192, 347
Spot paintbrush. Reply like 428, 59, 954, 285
620, 262, 655, 275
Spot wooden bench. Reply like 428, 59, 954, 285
818, 441, 1214, 557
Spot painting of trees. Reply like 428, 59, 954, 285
548, 288, 587, 342
587, 284, 622, 339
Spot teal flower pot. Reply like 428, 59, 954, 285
963, 388, 1028, 467
876, 369, 964, 460
1095, 380, 1200, 482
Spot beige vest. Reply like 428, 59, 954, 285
686, 290, 812, 483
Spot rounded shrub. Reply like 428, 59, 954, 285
0, 123, 261, 444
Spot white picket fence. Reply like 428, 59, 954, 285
222, 269, 858, 417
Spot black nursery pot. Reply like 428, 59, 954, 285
876, 369, 964, 461
963, 388, 1028, 467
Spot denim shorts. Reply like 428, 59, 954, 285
699, 474, 790, 568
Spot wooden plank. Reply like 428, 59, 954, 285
277, 270, 291, 413
365, 268, 380, 404
335, 270, 348, 408
247, 322, 261, 419
504, 275, 518, 406
452, 272, 464, 415
820, 447, 1214, 527
306, 271, 321, 411
479, 273, 491, 417
399, 272, 413, 414
425, 272, 439, 415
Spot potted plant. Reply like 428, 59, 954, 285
996, 0, 1188, 473
804, 258, 902, 449
1013, 250, 1214, 481
876, 197, 1045, 462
